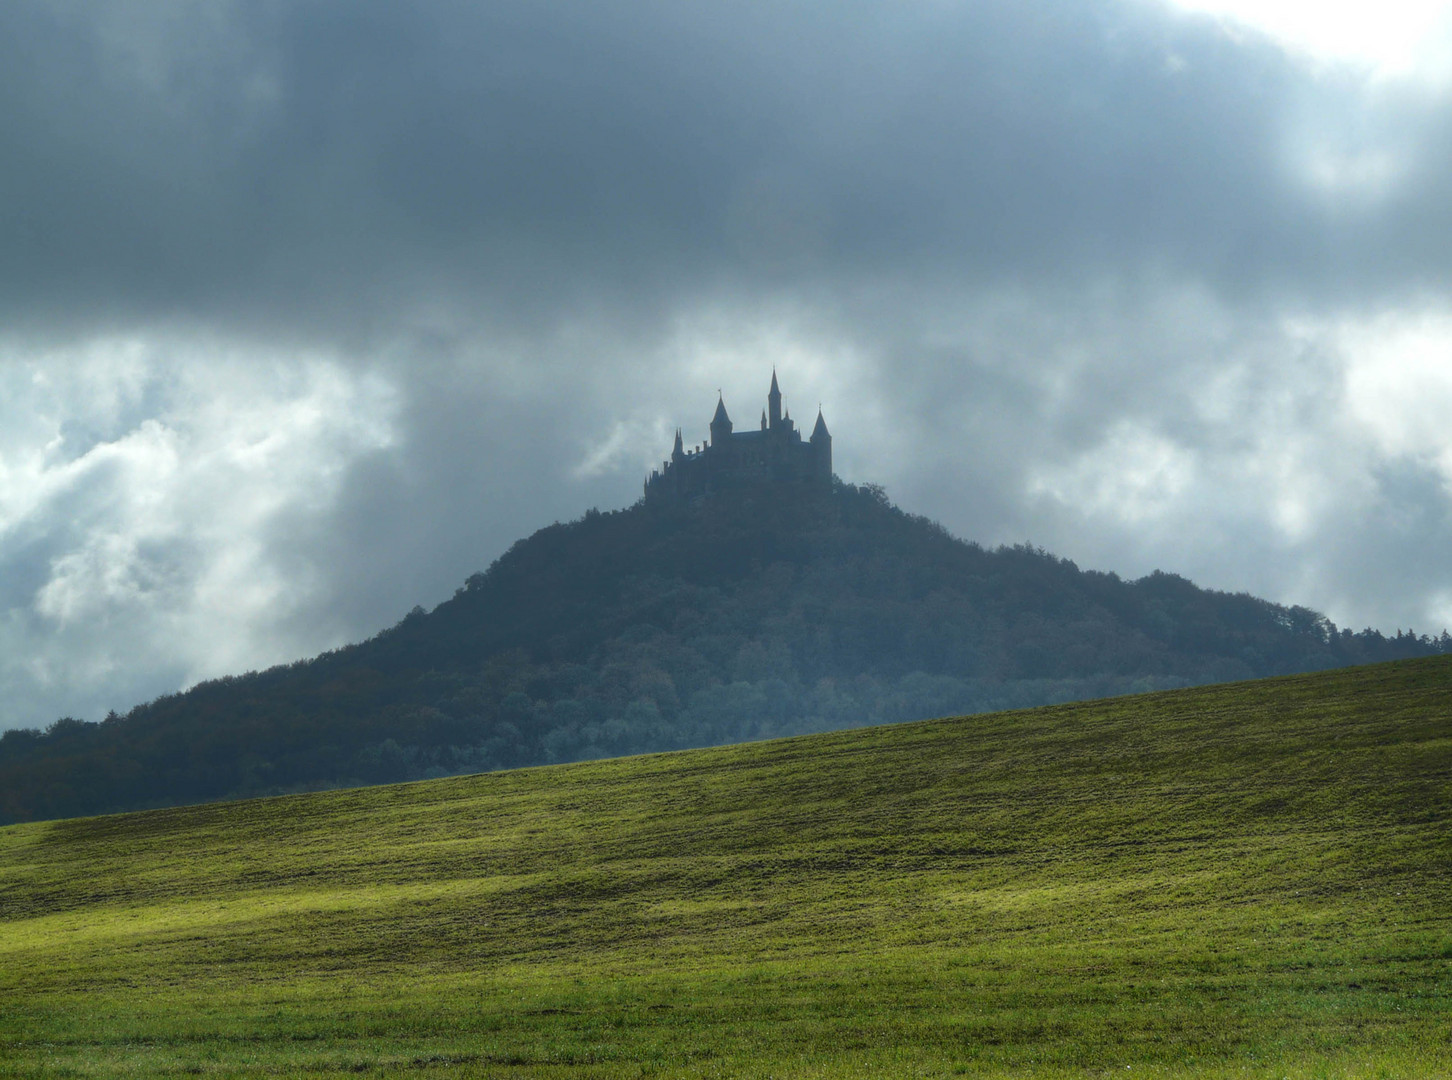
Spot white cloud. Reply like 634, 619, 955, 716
992, 299, 1452, 629
0, 337, 398, 726
1161, 0, 1452, 83
1028, 422, 1197, 525
574, 418, 672, 480
1339, 308, 1452, 483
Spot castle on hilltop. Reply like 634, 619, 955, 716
644, 372, 832, 502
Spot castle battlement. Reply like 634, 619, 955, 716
644, 372, 832, 502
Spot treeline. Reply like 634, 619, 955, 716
2, 481, 1445, 823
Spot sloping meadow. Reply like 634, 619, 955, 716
1, 657, 1449, 1077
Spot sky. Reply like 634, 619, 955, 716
4, 0, 1452, 730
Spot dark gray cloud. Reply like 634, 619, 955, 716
7, 0, 1442, 336
3, 0, 1452, 728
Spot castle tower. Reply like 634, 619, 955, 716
811, 407, 832, 484
710, 394, 733, 446
768, 370, 782, 430
672, 428, 684, 462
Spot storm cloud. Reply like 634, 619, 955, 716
4, 0, 1452, 728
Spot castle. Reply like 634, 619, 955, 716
644, 372, 832, 502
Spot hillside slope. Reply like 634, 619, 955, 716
2, 481, 1444, 823
2, 657, 1449, 1077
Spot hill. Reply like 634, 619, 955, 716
1, 481, 1445, 823
2, 657, 1449, 1077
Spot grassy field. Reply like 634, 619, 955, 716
1, 658, 1449, 1078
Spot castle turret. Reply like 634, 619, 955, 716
710, 394, 733, 445
810, 408, 830, 442
768, 370, 782, 430
811, 407, 832, 482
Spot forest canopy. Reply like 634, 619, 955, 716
2, 481, 1444, 823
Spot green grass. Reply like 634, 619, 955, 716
2, 657, 1450, 1078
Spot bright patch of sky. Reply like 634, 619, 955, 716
1027, 422, 1196, 527
1338, 310, 1452, 483
1162, 0, 1452, 82
0, 338, 398, 724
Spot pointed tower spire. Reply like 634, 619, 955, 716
810, 406, 832, 484
709, 392, 733, 445
673, 427, 684, 461
811, 407, 830, 441
767, 369, 782, 430
760, 409, 767, 431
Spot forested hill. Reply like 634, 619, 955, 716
2, 481, 1445, 823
